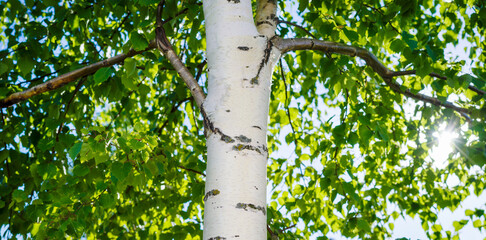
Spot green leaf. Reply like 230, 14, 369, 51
431, 224, 442, 232
348, 132, 359, 145
111, 162, 132, 181
0, 150, 8, 161
69, 142, 83, 160
402, 31, 418, 51
472, 219, 482, 228
18, 55, 35, 76
453, 220, 468, 231
390, 39, 406, 53
357, 219, 371, 232
73, 164, 90, 177
12, 189, 28, 202
121, 73, 137, 90
130, 31, 149, 51
31, 223, 41, 236
124, 58, 137, 77
375, 123, 389, 142
343, 28, 359, 42
0, 62, 9, 75
95, 152, 109, 165
129, 138, 145, 150
358, 125, 372, 143
144, 62, 159, 79
334, 16, 346, 26
138, 0, 159, 6
99, 194, 116, 208
426, 45, 441, 61
93, 67, 114, 84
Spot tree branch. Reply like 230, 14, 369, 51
0, 42, 156, 108
156, 0, 206, 109
274, 37, 479, 119
178, 165, 206, 177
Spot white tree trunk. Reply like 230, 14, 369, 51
202, 0, 279, 239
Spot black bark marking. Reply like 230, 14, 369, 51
208, 237, 226, 240
256, 20, 274, 27
221, 134, 235, 143
237, 46, 250, 51
232, 144, 268, 155
204, 189, 220, 201
235, 202, 266, 215
201, 105, 234, 143
227, 0, 240, 3
252, 36, 277, 85
235, 135, 251, 143
226, 109, 230, 112
252, 125, 262, 130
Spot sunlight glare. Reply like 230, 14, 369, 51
430, 129, 458, 168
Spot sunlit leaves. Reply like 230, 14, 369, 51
17, 55, 35, 76
93, 67, 114, 84
69, 142, 83, 160
0, 0, 485, 239
130, 31, 149, 51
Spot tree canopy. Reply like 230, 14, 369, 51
1, 0, 485, 239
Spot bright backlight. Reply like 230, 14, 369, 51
430, 129, 458, 168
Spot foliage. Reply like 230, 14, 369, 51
0, 0, 485, 239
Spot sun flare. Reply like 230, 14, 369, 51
430, 129, 458, 168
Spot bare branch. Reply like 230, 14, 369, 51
0, 42, 156, 108
274, 37, 479, 118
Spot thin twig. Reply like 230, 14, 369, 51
157, 97, 191, 134
56, 76, 88, 141
278, 20, 317, 39
195, 60, 207, 82
279, 59, 298, 141
109, 11, 131, 40
178, 165, 206, 176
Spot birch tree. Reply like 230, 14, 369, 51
1, 0, 485, 239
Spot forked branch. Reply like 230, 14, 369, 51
274, 38, 482, 119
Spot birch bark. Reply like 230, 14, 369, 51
202, 0, 279, 239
